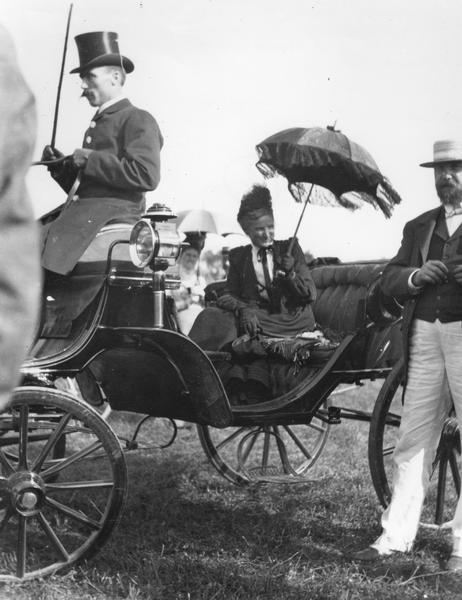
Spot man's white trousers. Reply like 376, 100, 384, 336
373, 318, 462, 555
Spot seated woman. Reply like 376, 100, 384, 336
171, 242, 206, 335
195, 184, 317, 403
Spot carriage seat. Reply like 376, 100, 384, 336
310, 261, 403, 369
310, 261, 387, 335
199, 260, 402, 367
204, 261, 389, 336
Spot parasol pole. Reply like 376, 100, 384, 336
287, 182, 315, 255
50, 3, 73, 148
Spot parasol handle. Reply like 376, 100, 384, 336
287, 182, 315, 255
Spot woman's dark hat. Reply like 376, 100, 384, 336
237, 184, 273, 223
70, 31, 134, 74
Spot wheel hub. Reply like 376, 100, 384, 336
8, 471, 45, 516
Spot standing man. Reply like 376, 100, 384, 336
42, 31, 163, 275
354, 140, 462, 571
0, 25, 41, 411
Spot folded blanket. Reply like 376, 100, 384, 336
231, 329, 340, 364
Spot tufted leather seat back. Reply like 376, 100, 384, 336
311, 262, 385, 335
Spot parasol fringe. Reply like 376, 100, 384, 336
255, 132, 403, 219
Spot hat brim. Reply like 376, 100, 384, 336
420, 158, 462, 168
70, 53, 134, 74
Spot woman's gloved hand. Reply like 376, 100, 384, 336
239, 307, 260, 338
280, 253, 295, 275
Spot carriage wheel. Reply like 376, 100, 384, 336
368, 360, 461, 527
197, 415, 330, 485
0, 386, 127, 581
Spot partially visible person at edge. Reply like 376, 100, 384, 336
0, 25, 41, 411
172, 243, 206, 335
216, 184, 316, 338
354, 139, 462, 572
41, 31, 163, 276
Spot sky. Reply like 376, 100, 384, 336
2, 0, 462, 261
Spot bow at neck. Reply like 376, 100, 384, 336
445, 206, 462, 218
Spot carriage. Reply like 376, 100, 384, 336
0, 203, 459, 581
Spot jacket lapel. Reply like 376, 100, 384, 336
416, 208, 440, 263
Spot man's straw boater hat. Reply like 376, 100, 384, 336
420, 140, 462, 167
70, 31, 134, 75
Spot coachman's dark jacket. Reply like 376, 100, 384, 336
380, 206, 462, 376
42, 98, 163, 275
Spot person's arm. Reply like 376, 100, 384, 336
216, 252, 249, 312
83, 110, 163, 191
277, 239, 317, 302
216, 249, 260, 337
380, 221, 448, 299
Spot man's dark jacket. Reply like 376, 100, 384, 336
380, 206, 462, 370
42, 98, 163, 274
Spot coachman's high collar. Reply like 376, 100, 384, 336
93, 97, 131, 120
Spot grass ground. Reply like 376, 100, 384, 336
1, 382, 461, 599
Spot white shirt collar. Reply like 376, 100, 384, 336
97, 94, 127, 114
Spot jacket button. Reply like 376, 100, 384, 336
85, 136, 92, 144
89, 121, 96, 128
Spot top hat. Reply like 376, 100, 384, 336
420, 140, 462, 167
70, 31, 134, 74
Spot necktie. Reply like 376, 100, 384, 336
258, 247, 273, 301
445, 207, 462, 218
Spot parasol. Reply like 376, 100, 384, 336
175, 209, 220, 235
256, 126, 402, 226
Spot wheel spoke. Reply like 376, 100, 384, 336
0, 448, 14, 476
273, 426, 295, 475
0, 507, 13, 535
47, 479, 114, 491
45, 496, 102, 530
261, 429, 270, 473
382, 445, 395, 457
383, 412, 401, 427
216, 427, 249, 451
41, 440, 103, 479
37, 512, 70, 561
32, 413, 72, 472
307, 422, 326, 434
18, 405, 29, 470
16, 515, 27, 579
435, 455, 448, 525
239, 430, 259, 466
449, 449, 461, 497
283, 425, 313, 460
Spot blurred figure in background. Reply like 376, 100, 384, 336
0, 25, 41, 411
172, 243, 206, 335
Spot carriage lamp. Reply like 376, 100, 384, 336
129, 203, 181, 269
129, 203, 182, 327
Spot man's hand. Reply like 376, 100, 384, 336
239, 307, 260, 338
41, 145, 64, 161
71, 148, 92, 168
412, 260, 449, 287
280, 253, 295, 275
451, 264, 462, 285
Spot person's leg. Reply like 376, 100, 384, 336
440, 320, 462, 561
372, 319, 451, 554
